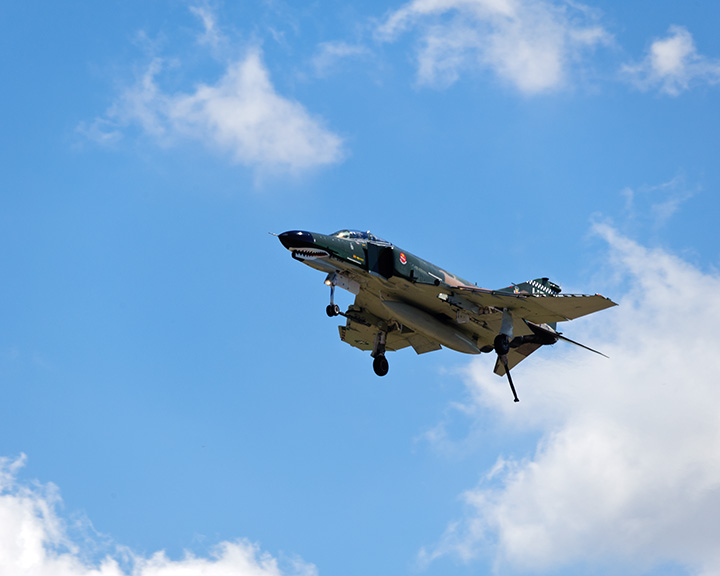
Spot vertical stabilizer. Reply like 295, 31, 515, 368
498, 277, 562, 297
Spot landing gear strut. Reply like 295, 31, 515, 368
496, 309, 520, 403
371, 331, 389, 376
494, 333, 519, 403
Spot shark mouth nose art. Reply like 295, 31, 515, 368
290, 247, 330, 260
278, 230, 330, 261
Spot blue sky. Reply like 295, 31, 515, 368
2, 1, 720, 575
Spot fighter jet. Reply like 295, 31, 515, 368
277, 229, 616, 402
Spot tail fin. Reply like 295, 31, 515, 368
498, 277, 562, 297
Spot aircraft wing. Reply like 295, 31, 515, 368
452, 286, 617, 324
338, 290, 442, 355
334, 280, 615, 367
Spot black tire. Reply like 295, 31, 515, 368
373, 354, 389, 377
494, 334, 510, 356
326, 304, 340, 317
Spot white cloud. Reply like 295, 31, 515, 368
422, 225, 720, 574
376, 0, 610, 93
82, 8, 344, 176
0, 454, 317, 576
623, 26, 720, 96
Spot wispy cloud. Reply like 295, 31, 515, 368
623, 26, 720, 96
0, 454, 317, 576
621, 174, 698, 232
190, 4, 224, 50
375, 0, 610, 93
81, 7, 344, 176
420, 225, 720, 574
311, 41, 370, 77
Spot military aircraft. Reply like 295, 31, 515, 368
277, 229, 616, 402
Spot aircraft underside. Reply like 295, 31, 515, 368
278, 229, 615, 402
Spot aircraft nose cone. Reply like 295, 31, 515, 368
278, 230, 315, 250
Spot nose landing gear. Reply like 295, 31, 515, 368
326, 283, 340, 317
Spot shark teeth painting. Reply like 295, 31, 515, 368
290, 247, 331, 260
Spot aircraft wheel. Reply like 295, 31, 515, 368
326, 304, 340, 317
494, 334, 510, 356
373, 354, 389, 377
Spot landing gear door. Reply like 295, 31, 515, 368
366, 242, 394, 280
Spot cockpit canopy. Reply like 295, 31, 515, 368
331, 229, 388, 243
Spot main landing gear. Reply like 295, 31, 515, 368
371, 331, 389, 376
324, 277, 389, 376
496, 308, 520, 403
494, 332, 519, 403
373, 354, 389, 376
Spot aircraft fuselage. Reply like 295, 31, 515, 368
277, 228, 615, 401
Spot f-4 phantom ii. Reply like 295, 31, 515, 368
277, 229, 616, 402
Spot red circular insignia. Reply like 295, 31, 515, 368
400, 253, 407, 265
